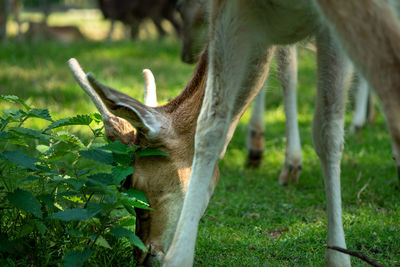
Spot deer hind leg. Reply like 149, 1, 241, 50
350, 73, 369, 133
276, 45, 302, 185
314, 0, 400, 184
163, 3, 274, 267
313, 31, 352, 267
246, 85, 266, 168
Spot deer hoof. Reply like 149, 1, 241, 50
279, 164, 302, 186
246, 149, 263, 168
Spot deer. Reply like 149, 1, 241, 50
177, 0, 302, 183
177, 0, 388, 184
69, 50, 211, 265
26, 22, 84, 43
98, 0, 181, 40
67, 0, 400, 266
161, 0, 400, 266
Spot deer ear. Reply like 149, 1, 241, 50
87, 73, 167, 139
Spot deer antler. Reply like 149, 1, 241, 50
142, 69, 158, 107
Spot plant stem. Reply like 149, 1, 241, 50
84, 192, 94, 209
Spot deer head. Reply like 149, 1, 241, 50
68, 50, 218, 265
176, 0, 208, 63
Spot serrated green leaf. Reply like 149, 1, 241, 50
2, 108, 26, 122
87, 173, 114, 186
55, 132, 84, 147
99, 141, 131, 154
125, 189, 149, 205
86, 202, 109, 217
34, 220, 47, 235
79, 149, 114, 165
7, 189, 42, 219
1, 150, 40, 170
64, 178, 86, 190
121, 198, 151, 211
95, 235, 111, 249
110, 226, 146, 252
117, 216, 135, 227
0, 118, 9, 131
36, 145, 50, 154
112, 166, 134, 185
9, 127, 50, 142
46, 114, 93, 131
27, 108, 52, 121
122, 203, 136, 216
0, 131, 24, 146
112, 152, 134, 166
48, 208, 89, 221
0, 95, 30, 110
90, 113, 103, 123
37, 194, 54, 209
137, 148, 169, 157
63, 249, 93, 267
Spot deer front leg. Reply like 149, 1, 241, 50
246, 85, 266, 168
276, 45, 302, 185
314, 31, 351, 267
163, 4, 274, 267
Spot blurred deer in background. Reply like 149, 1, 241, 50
0, 0, 21, 42
26, 21, 84, 43
98, 0, 181, 40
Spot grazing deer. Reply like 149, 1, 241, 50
98, 0, 181, 40
69, 51, 212, 265
26, 22, 84, 43
68, 0, 400, 266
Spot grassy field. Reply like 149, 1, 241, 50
1, 11, 400, 266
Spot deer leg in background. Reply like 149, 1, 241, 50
164, 11, 182, 37
153, 18, 167, 37
350, 74, 369, 133
246, 85, 266, 168
41, 0, 50, 23
277, 45, 302, 185
13, 0, 21, 39
314, 0, 400, 184
106, 19, 115, 41
0, 0, 10, 42
128, 18, 141, 39
313, 30, 352, 267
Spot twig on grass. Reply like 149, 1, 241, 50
326, 245, 385, 267
357, 178, 370, 204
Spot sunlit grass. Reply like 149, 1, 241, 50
1, 10, 399, 266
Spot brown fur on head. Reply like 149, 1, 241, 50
81, 49, 216, 265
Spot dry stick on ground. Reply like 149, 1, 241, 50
326, 246, 385, 267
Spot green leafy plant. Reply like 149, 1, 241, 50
0, 95, 160, 266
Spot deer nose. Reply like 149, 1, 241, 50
144, 244, 165, 266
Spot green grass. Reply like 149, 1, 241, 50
1, 11, 400, 266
